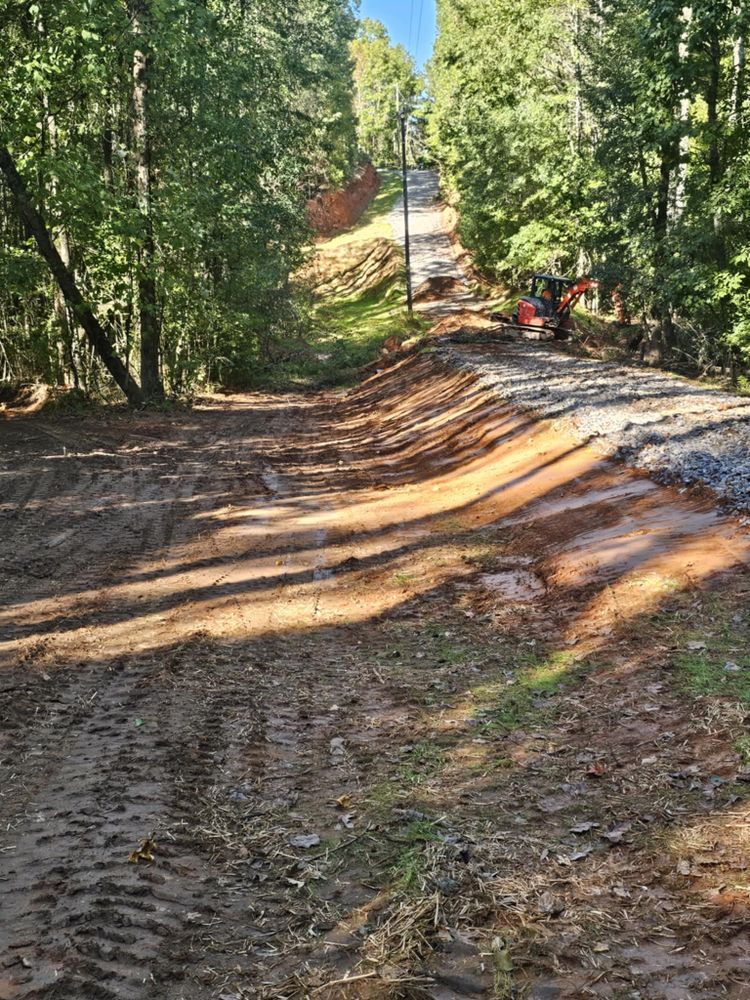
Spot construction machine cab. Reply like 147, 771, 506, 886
529, 275, 573, 315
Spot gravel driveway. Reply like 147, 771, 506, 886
389, 169, 472, 313
443, 341, 750, 512
388, 172, 750, 512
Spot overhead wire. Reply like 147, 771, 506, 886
414, 0, 426, 65
407, 0, 416, 55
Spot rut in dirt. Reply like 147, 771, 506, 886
1, 355, 750, 999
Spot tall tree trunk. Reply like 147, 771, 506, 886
733, 6, 746, 122
45, 108, 77, 386
674, 6, 692, 217
707, 27, 722, 188
645, 142, 675, 364
0, 145, 144, 404
129, 0, 163, 400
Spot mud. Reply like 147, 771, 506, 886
1, 354, 749, 998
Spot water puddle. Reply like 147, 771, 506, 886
480, 569, 545, 602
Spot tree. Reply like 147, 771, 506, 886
429, 0, 750, 372
351, 19, 421, 167
0, 0, 358, 399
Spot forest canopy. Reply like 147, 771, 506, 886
351, 18, 421, 168
428, 0, 750, 368
0, 0, 358, 399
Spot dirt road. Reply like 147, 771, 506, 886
2, 359, 750, 999
389, 171, 472, 313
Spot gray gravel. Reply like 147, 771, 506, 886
441, 341, 750, 513
389, 169, 472, 314
387, 169, 750, 513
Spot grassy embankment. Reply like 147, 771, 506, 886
266, 171, 424, 390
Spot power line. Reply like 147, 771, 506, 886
407, 0, 416, 55
414, 0, 426, 64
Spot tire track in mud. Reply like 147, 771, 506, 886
0, 408, 269, 999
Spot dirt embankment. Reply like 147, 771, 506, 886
301, 237, 402, 299
2, 351, 750, 999
307, 164, 380, 238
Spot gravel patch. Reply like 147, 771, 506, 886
389, 169, 469, 312
440, 340, 750, 513
386, 169, 750, 513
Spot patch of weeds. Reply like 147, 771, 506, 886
475, 650, 591, 733
432, 637, 469, 665
390, 820, 442, 893
678, 650, 750, 702
393, 571, 415, 587
366, 779, 404, 820
42, 387, 92, 414
399, 740, 447, 786
735, 735, 750, 766
676, 617, 750, 703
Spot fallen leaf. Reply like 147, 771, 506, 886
338, 813, 355, 830
289, 834, 321, 849
586, 762, 607, 778
641, 755, 658, 766
676, 859, 692, 876
128, 836, 157, 864
570, 821, 600, 834
336, 794, 354, 810
569, 846, 594, 862
687, 641, 707, 652
601, 822, 632, 845
593, 943, 610, 954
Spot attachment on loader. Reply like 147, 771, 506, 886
491, 273, 599, 340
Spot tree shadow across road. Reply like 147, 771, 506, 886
0, 353, 749, 998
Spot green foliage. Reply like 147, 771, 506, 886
351, 19, 422, 167
0, 0, 358, 394
429, 0, 750, 368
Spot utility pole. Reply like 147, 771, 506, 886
398, 108, 414, 319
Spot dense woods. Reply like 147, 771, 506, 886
429, 0, 750, 370
0, 0, 357, 398
6, 1, 750, 399
351, 18, 421, 167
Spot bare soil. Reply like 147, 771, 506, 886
307, 165, 380, 239
1, 355, 750, 999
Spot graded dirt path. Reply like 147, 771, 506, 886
2, 358, 750, 999
389, 171, 474, 314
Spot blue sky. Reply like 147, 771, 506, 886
358, 0, 437, 69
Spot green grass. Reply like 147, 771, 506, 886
677, 648, 750, 702
389, 819, 443, 893
399, 741, 447, 786
735, 735, 750, 766
670, 594, 750, 702
265, 167, 424, 390
308, 280, 422, 387
250, 279, 420, 390
322, 170, 403, 249
474, 649, 590, 733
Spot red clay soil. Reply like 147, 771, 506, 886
1, 354, 749, 999
307, 164, 380, 238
